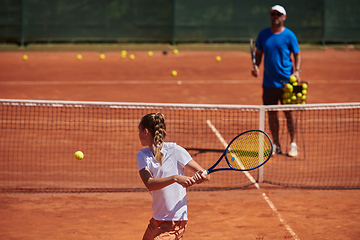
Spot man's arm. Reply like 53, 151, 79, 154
292, 52, 301, 80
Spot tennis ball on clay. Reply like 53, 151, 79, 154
148, 51, 153, 57
172, 70, 177, 76
129, 54, 135, 60
216, 56, 221, 61
77, 54, 82, 60
121, 50, 127, 55
289, 75, 297, 83
74, 151, 84, 160
23, 55, 28, 60
173, 49, 179, 54
302, 83, 308, 90
100, 54, 105, 60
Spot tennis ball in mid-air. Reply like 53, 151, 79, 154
74, 151, 84, 160
100, 54, 105, 60
129, 54, 135, 60
289, 75, 297, 83
148, 51, 153, 57
216, 56, 221, 61
172, 70, 177, 76
23, 55, 28, 60
77, 54, 82, 60
173, 49, 179, 54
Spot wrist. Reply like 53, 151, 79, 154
295, 69, 301, 73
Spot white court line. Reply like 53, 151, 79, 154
0, 79, 359, 85
0, 80, 260, 85
206, 119, 300, 240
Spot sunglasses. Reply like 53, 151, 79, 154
270, 12, 283, 17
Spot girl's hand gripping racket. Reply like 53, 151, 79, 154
200, 129, 273, 177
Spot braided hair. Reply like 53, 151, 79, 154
139, 113, 167, 165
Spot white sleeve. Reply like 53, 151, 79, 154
136, 151, 148, 171
175, 144, 192, 167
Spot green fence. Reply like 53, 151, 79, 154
1, 0, 360, 45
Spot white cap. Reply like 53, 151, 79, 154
271, 5, 286, 16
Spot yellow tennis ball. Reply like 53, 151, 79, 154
74, 151, 84, 160
290, 75, 297, 83
23, 55, 28, 60
77, 54, 82, 60
296, 92, 303, 98
172, 70, 177, 76
302, 83, 308, 90
100, 54, 105, 60
148, 51, 153, 56
216, 56, 221, 61
285, 83, 293, 93
121, 50, 127, 55
129, 54, 135, 60
302, 89, 307, 95
121, 53, 126, 58
173, 49, 179, 54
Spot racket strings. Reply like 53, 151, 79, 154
226, 131, 272, 170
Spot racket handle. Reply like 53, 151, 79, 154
191, 170, 209, 180
202, 170, 209, 176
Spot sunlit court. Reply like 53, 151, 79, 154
1, 1, 360, 240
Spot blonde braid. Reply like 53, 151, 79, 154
154, 113, 166, 166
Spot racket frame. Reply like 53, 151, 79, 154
204, 129, 273, 175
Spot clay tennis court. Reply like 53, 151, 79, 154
0, 45, 360, 239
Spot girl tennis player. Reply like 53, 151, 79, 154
137, 112, 209, 240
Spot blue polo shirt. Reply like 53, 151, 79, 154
256, 27, 300, 88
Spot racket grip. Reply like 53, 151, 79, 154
202, 170, 209, 176
191, 170, 209, 180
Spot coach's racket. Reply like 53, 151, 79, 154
250, 39, 256, 67
200, 130, 273, 176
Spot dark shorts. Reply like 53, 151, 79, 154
262, 86, 284, 105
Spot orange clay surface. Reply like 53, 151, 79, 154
0, 48, 360, 239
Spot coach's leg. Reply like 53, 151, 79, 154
284, 110, 296, 144
268, 111, 280, 145
285, 110, 299, 157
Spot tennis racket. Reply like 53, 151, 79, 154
200, 129, 273, 176
250, 39, 256, 67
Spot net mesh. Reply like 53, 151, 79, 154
0, 100, 359, 193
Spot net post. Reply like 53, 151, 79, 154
258, 106, 265, 183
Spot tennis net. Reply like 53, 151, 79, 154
0, 99, 359, 192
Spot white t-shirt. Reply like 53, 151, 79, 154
137, 142, 192, 221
